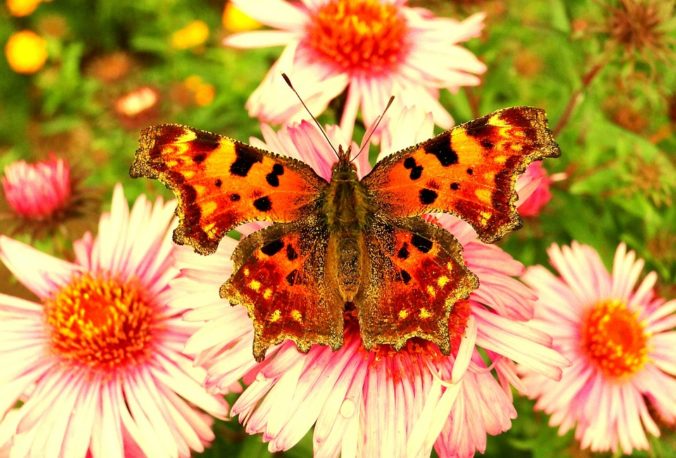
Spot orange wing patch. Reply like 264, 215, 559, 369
130, 124, 327, 254
220, 219, 343, 361
363, 107, 560, 243
357, 217, 478, 354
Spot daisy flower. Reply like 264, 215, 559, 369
0, 185, 228, 457
521, 242, 676, 454
224, 0, 486, 140
0, 155, 97, 240
178, 111, 567, 457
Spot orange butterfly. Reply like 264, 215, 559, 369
130, 107, 560, 361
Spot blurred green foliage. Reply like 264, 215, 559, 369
0, 0, 674, 456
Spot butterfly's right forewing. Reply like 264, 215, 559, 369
131, 124, 328, 254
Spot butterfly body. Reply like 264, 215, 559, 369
130, 107, 560, 361
323, 152, 372, 301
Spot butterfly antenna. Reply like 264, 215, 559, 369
281, 73, 339, 159
351, 96, 395, 162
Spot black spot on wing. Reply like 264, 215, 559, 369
480, 139, 494, 149
214, 179, 222, 187
465, 116, 500, 141
265, 163, 285, 187
403, 156, 423, 180
411, 234, 432, 253
423, 132, 457, 166
397, 243, 409, 260
230, 193, 240, 201
400, 269, 412, 284
188, 131, 221, 157
286, 269, 298, 286
261, 239, 284, 256
253, 196, 272, 212
286, 244, 298, 261
265, 173, 280, 187
419, 189, 438, 205
450, 182, 460, 191
230, 144, 263, 177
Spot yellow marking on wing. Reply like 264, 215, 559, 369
249, 280, 261, 291
182, 170, 197, 179
426, 286, 436, 297
398, 310, 409, 319
494, 155, 506, 164
243, 268, 250, 276
437, 276, 449, 288
512, 130, 526, 138
203, 222, 217, 236
291, 310, 302, 322
178, 131, 196, 142
510, 143, 523, 152
201, 201, 218, 217
475, 189, 492, 203
269, 309, 281, 322
480, 211, 492, 225
483, 171, 495, 181
419, 308, 432, 319
263, 288, 272, 300
446, 262, 453, 271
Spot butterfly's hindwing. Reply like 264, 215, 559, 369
356, 217, 478, 353
221, 218, 344, 361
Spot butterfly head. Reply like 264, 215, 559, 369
331, 145, 357, 177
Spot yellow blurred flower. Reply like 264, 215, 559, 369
171, 20, 209, 50
5, 30, 48, 74
222, 2, 261, 32
6, 0, 42, 17
184, 75, 215, 106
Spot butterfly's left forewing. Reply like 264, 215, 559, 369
131, 124, 327, 254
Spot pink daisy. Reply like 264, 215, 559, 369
0, 185, 228, 457
178, 111, 567, 457
224, 0, 486, 140
2, 154, 72, 220
521, 242, 676, 454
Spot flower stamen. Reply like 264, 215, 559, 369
580, 299, 648, 378
45, 273, 155, 371
305, 0, 410, 73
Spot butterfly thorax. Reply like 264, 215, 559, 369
323, 156, 372, 301
324, 157, 371, 231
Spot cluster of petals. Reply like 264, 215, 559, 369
0, 185, 228, 457
520, 242, 676, 454
177, 108, 568, 457
1, 155, 72, 221
224, 0, 486, 140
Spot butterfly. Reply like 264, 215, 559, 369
130, 107, 560, 361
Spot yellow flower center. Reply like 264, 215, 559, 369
45, 273, 155, 371
305, 0, 409, 73
580, 299, 648, 379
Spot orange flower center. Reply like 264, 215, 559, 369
580, 299, 648, 379
45, 273, 155, 371
305, 0, 409, 73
